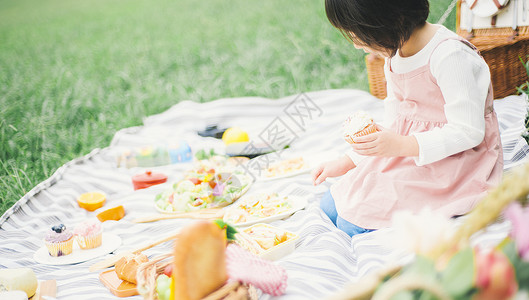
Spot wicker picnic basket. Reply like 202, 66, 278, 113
365, 54, 387, 100
136, 251, 259, 300
329, 161, 529, 300
366, 0, 529, 100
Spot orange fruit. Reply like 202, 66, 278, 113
96, 205, 125, 222
77, 192, 106, 211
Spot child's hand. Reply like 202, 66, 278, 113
351, 125, 419, 157
311, 155, 356, 186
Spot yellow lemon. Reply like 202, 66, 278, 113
222, 127, 249, 145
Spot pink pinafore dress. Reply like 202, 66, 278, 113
330, 37, 503, 229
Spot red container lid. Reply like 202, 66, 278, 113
132, 171, 168, 190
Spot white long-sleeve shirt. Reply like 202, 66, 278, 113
347, 25, 491, 166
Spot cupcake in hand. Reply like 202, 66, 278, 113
45, 224, 74, 257
342, 111, 377, 144
74, 219, 103, 249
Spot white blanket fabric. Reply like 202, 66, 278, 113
1, 89, 527, 299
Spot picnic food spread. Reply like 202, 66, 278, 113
342, 111, 377, 144
73, 219, 103, 249
263, 157, 308, 178
45, 224, 74, 257
28, 134, 307, 299
223, 193, 292, 224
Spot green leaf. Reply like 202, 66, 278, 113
502, 240, 529, 291
195, 149, 207, 160
440, 247, 475, 298
213, 219, 238, 241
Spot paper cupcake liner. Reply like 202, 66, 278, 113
76, 232, 103, 249
45, 237, 74, 257
344, 122, 377, 144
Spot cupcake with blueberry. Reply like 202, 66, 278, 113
45, 224, 74, 257
74, 219, 103, 249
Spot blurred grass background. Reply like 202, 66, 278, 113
0, 0, 455, 215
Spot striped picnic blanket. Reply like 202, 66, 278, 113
1, 89, 528, 299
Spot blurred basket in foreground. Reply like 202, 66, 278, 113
329, 162, 529, 300
366, 0, 529, 100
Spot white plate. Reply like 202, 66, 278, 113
469, 0, 510, 17
259, 166, 311, 182
225, 195, 308, 227
33, 233, 121, 265
258, 157, 312, 182
257, 152, 337, 182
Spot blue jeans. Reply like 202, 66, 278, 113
320, 190, 375, 237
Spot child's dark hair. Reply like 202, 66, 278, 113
325, 0, 430, 57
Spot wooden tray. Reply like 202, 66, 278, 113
99, 269, 138, 297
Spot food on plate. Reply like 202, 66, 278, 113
73, 219, 103, 249
154, 158, 251, 213
131, 170, 168, 190
263, 157, 308, 178
235, 224, 290, 254
223, 193, 292, 224
172, 221, 228, 300
0, 268, 38, 298
77, 192, 106, 212
342, 111, 377, 144
96, 205, 126, 222
44, 224, 74, 257
115, 253, 149, 284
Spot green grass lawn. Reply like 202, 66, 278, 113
0, 0, 455, 215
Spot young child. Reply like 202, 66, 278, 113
311, 0, 503, 237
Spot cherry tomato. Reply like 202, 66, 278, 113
163, 264, 173, 277
208, 181, 217, 189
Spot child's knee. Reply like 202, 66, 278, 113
337, 216, 375, 237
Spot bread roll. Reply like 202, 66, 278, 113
114, 253, 148, 284
171, 220, 227, 300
